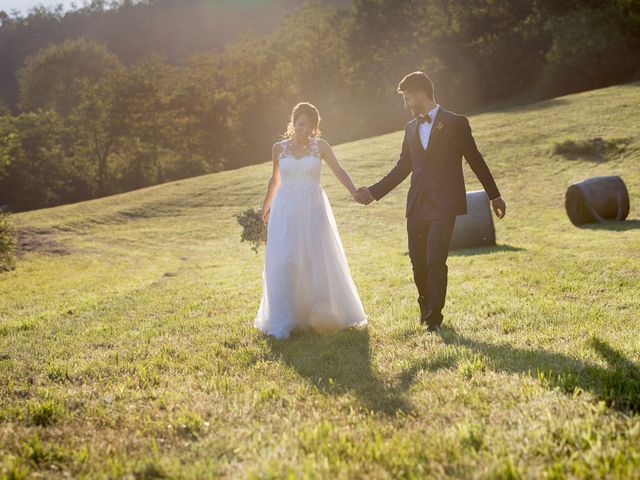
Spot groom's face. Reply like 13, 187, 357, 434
402, 91, 429, 115
402, 91, 420, 114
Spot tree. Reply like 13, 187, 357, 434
107, 53, 173, 190
167, 53, 240, 176
540, 8, 636, 96
71, 70, 121, 197
17, 38, 122, 116
0, 110, 91, 211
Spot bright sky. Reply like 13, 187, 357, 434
2, 0, 79, 15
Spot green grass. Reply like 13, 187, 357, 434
1, 82, 640, 478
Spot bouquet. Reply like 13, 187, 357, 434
233, 207, 267, 253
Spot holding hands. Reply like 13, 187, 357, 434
351, 185, 506, 219
353, 187, 374, 205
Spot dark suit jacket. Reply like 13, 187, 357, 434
368, 107, 501, 218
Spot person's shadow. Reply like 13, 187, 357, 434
267, 327, 639, 414
267, 328, 415, 415
449, 244, 524, 257
579, 219, 640, 232
403, 244, 524, 258
435, 328, 640, 413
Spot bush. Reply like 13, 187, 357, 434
0, 211, 16, 272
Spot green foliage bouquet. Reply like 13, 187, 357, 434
0, 211, 16, 272
233, 207, 267, 253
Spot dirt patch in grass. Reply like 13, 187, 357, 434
16, 227, 71, 256
552, 137, 631, 162
51, 204, 187, 232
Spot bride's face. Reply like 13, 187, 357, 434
293, 114, 313, 142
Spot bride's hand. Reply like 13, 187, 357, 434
261, 206, 270, 224
354, 187, 374, 205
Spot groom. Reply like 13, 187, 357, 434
355, 71, 506, 332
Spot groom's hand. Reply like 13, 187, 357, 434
355, 187, 374, 205
491, 197, 506, 219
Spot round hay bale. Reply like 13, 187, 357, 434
565, 176, 629, 225
449, 190, 495, 250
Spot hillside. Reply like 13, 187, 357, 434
1, 83, 639, 477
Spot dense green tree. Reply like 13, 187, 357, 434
17, 38, 122, 116
70, 72, 120, 197
541, 8, 638, 96
168, 53, 240, 176
107, 54, 173, 190
0, 110, 91, 210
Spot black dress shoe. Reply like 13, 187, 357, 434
426, 322, 441, 333
424, 311, 443, 332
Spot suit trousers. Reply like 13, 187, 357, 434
406, 213, 456, 323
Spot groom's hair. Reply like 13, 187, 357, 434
397, 72, 435, 100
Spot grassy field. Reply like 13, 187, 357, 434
1, 83, 639, 479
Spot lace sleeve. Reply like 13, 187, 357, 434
311, 138, 321, 158
279, 140, 289, 159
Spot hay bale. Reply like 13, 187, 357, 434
565, 176, 629, 225
449, 190, 495, 250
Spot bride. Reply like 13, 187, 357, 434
254, 102, 368, 339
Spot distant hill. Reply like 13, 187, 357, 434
0, 0, 348, 111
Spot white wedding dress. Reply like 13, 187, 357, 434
254, 138, 368, 338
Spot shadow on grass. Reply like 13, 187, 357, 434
268, 328, 415, 415
438, 328, 640, 413
403, 244, 524, 258
449, 244, 524, 257
579, 219, 640, 232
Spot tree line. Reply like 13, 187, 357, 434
0, 0, 638, 212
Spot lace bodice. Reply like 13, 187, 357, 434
278, 138, 322, 185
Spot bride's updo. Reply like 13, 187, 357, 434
284, 102, 322, 139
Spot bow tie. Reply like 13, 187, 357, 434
417, 113, 432, 124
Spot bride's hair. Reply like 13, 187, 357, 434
283, 102, 321, 139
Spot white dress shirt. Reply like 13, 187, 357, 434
418, 104, 440, 150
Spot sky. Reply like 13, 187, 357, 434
2, 0, 83, 14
